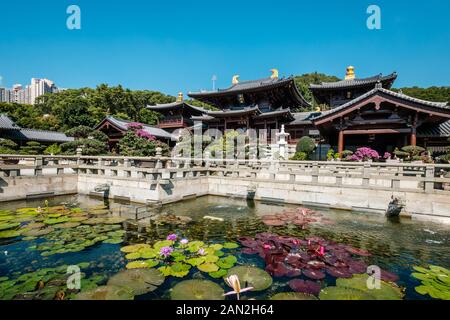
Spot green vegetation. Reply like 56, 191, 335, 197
0, 138, 18, 154
60, 125, 109, 156
411, 265, 450, 300
295, 136, 316, 160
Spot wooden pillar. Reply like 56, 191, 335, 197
338, 131, 344, 154
410, 128, 417, 146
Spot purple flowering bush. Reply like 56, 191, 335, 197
349, 147, 380, 162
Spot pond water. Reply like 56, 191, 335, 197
0, 194, 449, 300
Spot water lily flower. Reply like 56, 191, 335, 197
160, 246, 174, 258
263, 244, 271, 250
320, 246, 325, 256
180, 238, 189, 245
198, 248, 206, 256
292, 239, 301, 245
166, 234, 177, 241
224, 275, 253, 300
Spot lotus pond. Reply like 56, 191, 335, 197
0, 195, 449, 300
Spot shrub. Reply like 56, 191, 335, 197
20, 141, 45, 155
394, 145, 426, 161
61, 139, 108, 156
350, 147, 380, 162
326, 149, 335, 161
290, 152, 307, 161
44, 144, 62, 155
296, 136, 316, 155
118, 125, 168, 157
0, 139, 18, 154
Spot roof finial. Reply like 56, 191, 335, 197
270, 69, 279, 79
232, 75, 240, 85
345, 66, 355, 80
177, 92, 183, 102
375, 81, 382, 89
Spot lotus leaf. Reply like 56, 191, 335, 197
47, 213, 62, 218
336, 274, 403, 300
0, 229, 22, 239
70, 208, 84, 213
145, 259, 159, 268
16, 208, 39, 214
120, 244, 151, 253
43, 217, 69, 225
319, 287, 376, 300
74, 285, 134, 300
103, 238, 123, 244
223, 242, 239, 249
198, 263, 219, 273
24, 222, 45, 229
171, 252, 187, 262
227, 266, 273, 291
140, 248, 158, 259
208, 269, 228, 279
21, 227, 54, 237
0, 222, 20, 231
54, 222, 81, 229
171, 280, 225, 300
69, 216, 89, 222
126, 261, 151, 269
0, 210, 12, 216
153, 240, 174, 250
107, 269, 165, 295
89, 209, 110, 215
185, 257, 205, 266
216, 256, 237, 269
0, 215, 14, 222
187, 241, 205, 252
204, 255, 219, 263
125, 252, 142, 260
82, 218, 106, 225
411, 265, 450, 300
210, 244, 223, 251
271, 292, 318, 300
169, 263, 192, 277
214, 250, 225, 257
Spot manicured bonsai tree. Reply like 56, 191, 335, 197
326, 148, 335, 161
44, 144, 62, 155
19, 141, 45, 155
296, 136, 316, 154
0, 138, 18, 154
394, 145, 425, 162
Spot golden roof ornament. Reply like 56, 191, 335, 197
270, 69, 279, 79
177, 92, 183, 102
345, 66, 355, 80
232, 75, 240, 85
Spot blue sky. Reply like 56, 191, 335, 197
1, 0, 449, 96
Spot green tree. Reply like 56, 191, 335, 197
20, 141, 45, 155
0, 139, 18, 154
118, 124, 168, 156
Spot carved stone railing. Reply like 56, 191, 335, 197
1, 154, 450, 194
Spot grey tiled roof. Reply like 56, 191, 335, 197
418, 120, 450, 138
146, 101, 208, 114
99, 116, 175, 140
254, 108, 294, 120
205, 106, 261, 117
0, 114, 20, 130
188, 76, 311, 108
2, 128, 74, 143
288, 112, 322, 125
313, 87, 449, 121
310, 73, 397, 90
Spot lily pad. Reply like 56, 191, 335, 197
0, 230, 22, 239
21, 227, 54, 237
171, 280, 225, 300
411, 265, 450, 300
271, 292, 318, 300
216, 256, 237, 269
198, 263, 219, 273
223, 242, 239, 249
336, 274, 403, 300
208, 269, 228, 279
43, 217, 69, 225
120, 244, 151, 253
74, 285, 134, 300
227, 266, 273, 291
0, 222, 20, 231
319, 287, 376, 300
107, 269, 165, 295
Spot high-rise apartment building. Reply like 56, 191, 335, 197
0, 78, 59, 104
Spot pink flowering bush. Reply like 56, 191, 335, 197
383, 152, 392, 160
136, 129, 156, 141
126, 122, 144, 130
349, 147, 380, 162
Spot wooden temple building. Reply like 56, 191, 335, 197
146, 67, 450, 156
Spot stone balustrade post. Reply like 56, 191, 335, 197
123, 158, 131, 168
424, 166, 435, 193
35, 156, 43, 176
311, 162, 319, 183
362, 163, 370, 186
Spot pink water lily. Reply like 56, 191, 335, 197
224, 275, 253, 300
166, 234, 177, 241
159, 246, 174, 258
180, 238, 189, 245
198, 248, 206, 255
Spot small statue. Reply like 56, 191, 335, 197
386, 197, 404, 218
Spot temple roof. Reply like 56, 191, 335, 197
418, 120, 450, 138
310, 73, 397, 91
3, 128, 74, 143
0, 114, 20, 130
203, 106, 262, 118
313, 87, 449, 123
95, 116, 175, 140
146, 100, 207, 115
288, 112, 322, 125
254, 108, 295, 121
188, 76, 310, 109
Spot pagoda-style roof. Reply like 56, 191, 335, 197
254, 108, 295, 121
287, 112, 322, 126
188, 76, 310, 109
310, 72, 397, 91
418, 120, 450, 138
0, 114, 20, 130
146, 100, 207, 115
313, 86, 449, 125
94, 116, 175, 140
